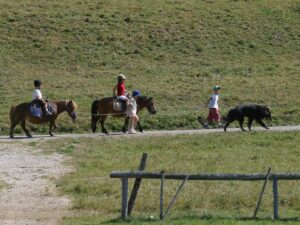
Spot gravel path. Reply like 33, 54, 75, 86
0, 125, 300, 142
0, 143, 72, 225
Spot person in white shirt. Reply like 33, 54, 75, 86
126, 93, 139, 134
32, 80, 52, 116
205, 86, 222, 127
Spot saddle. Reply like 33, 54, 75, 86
30, 102, 57, 118
113, 97, 126, 111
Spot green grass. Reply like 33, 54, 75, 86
0, 0, 300, 134
0, 179, 7, 190
41, 131, 300, 224
64, 216, 300, 225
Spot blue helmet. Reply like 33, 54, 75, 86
132, 90, 141, 97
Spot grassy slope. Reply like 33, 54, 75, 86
0, 0, 300, 134
40, 132, 300, 224
0, 180, 6, 190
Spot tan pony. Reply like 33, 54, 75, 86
9, 100, 77, 138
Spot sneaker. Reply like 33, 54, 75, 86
128, 129, 136, 134
203, 123, 209, 129
217, 123, 224, 128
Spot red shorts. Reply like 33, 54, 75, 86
207, 108, 221, 122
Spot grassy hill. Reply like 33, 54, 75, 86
0, 0, 299, 134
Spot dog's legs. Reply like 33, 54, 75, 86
238, 117, 246, 131
224, 122, 231, 132
256, 119, 269, 129
248, 118, 254, 131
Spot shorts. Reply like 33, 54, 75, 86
118, 95, 128, 101
207, 108, 221, 122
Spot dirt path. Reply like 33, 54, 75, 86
0, 143, 72, 225
0, 125, 300, 142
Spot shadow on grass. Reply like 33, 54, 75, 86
102, 214, 299, 224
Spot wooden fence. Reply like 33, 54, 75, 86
110, 153, 300, 221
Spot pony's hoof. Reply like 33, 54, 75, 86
103, 131, 109, 135
49, 133, 54, 137
10, 135, 14, 139
27, 135, 32, 138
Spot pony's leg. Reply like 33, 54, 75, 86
91, 115, 100, 133
53, 121, 58, 132
100, 116, 108, 134
122, 117, 129, 133
20, 120, 32, 138
49, 120, 55, 136
137, 121, 143, 132
9, 118, 20, 138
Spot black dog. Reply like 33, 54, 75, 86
224, 104, 271, 132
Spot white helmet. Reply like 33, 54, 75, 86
118, 74, 126, 80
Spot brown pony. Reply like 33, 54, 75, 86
91, 96, 156, 134
9, 100, 78, 138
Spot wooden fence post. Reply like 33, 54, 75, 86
160, 171, 165, 220
128, 153, 148, 216
121, 177, 128, 220
273, 176, 279, 220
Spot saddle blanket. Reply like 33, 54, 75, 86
30, 103, 56, 118
113, 98, 126, 111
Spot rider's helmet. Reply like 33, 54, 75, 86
34, 79, 42, 88
117, 74, 126, 82
132, 90, 141, 97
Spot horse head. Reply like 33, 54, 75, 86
66, 100, 78, 121
145, 97, 157, 115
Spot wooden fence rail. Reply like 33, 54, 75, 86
110, 171, 300, 180
110, 170, 300, 221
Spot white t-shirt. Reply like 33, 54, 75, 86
208, 94, 219, 109
33, 89, 42, 99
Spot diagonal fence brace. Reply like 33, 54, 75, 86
128, 153, 148, 216
162, 175, 189, 220
253, 167, 272, 218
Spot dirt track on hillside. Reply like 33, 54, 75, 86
0, 143, 72, 225
0, 125, 299, 224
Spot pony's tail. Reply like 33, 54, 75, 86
91, 100, 100, 133
10, 106, 16, 124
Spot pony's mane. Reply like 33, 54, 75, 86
138, 95, 150, 101
52, 100, 78, 109
69, 100, 78, 109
